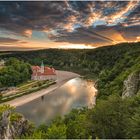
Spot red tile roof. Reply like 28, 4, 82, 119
32, 66, 40, 70
31, 66, 56, 76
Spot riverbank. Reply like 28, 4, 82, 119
1, 70, 80, 107
1, 80, 56, 103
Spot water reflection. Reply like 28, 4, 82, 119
41, 96, 44, 101
16, 78, 97, 125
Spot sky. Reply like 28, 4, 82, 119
0, 1, 140, 51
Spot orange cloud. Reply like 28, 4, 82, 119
107, 1, 139, 24
63, 16, 77, 32
24, 29, 32, 37
96, 28, 126, 43
84, 12, 101, 26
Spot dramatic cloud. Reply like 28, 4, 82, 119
0, 1, 139, 50
124, 2, 140, 26
52, 24, 140, 46
0, 37, 19, 43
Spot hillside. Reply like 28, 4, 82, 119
1, 42, 140, 98
0, 42, 140, 139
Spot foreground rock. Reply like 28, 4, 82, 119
122, 70, 140, 98
0, 105, 33, 139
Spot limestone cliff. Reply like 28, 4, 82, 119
122, 71, 140, 98
0, 108, 33, 139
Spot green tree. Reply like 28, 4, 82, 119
64, 108, 92, 139
88, 95, 130, 139
66, 114, 92, 139
46, 123, 67, 139
0, 58, 31, 87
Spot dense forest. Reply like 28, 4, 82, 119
0, 42, 140, 139
0, 58, 31, 88
1, 42, 140, 98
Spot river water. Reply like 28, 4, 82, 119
16, 77, 97, 125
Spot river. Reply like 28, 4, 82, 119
16, 77, 97, 125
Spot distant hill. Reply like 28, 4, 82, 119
0, 42, 140, 98
0, 42, 140, 139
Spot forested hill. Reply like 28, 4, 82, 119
0, 42, 140, 139
1, 42, 140, 76
1, 42, 140, 98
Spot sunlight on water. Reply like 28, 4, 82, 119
16, 78, 97, 125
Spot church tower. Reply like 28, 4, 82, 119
40, 61, 44, 73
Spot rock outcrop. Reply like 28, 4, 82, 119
0, 110, 32, 139
122, 71, 140, 98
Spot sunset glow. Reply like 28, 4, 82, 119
58, 44, 94, 49
0, 1, 139, 51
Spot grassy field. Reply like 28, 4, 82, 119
0, 80, 56, 103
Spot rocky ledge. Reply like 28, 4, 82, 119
0, 106, 33, 139
122, 70, 140, 98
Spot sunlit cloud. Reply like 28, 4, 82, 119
106, 1, 138, 25
0, 1, 139, 50
136, 36, 140, 42
24, 30, 32, 37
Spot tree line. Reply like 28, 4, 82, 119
0, 42, 140, 139
0, 58, 31, 88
